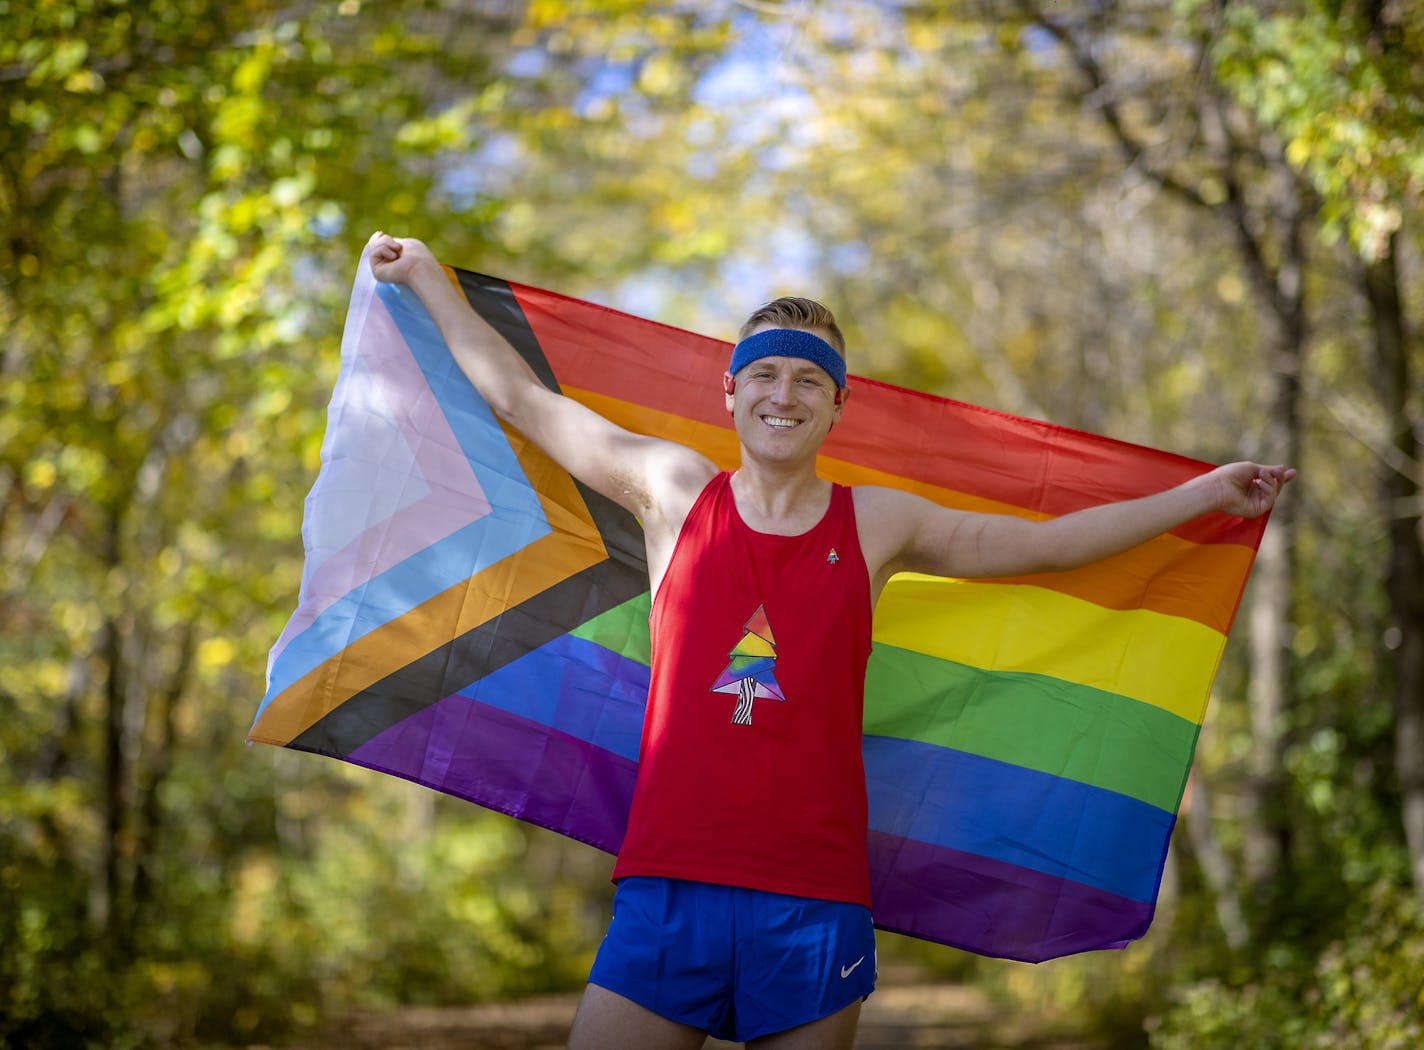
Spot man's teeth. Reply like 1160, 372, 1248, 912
765, 416, 798, 428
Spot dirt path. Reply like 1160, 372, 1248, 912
274, 969, 1100, 1050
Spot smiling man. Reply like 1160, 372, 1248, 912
366, 232, 1293, 1050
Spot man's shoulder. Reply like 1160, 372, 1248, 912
851, 484, 946, 540
850, 483, 917, 513
657, 447, 720, 502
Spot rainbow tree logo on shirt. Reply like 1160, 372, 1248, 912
711, 604, 786, 725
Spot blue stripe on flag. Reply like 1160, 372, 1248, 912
862, 734, 1173, 902
454, 634, 649, 762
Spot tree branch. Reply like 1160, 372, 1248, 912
1019, 1, 1213, 210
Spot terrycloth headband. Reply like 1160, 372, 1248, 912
728, 329, 847, 389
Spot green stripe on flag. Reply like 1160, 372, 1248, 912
865, 644, 1198, 812
570, 592, 652, 665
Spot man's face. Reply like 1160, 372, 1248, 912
724, 327, 847, 463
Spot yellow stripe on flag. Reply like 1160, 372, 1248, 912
874, 574, 1225, 725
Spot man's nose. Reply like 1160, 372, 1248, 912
770, 376, 797, 403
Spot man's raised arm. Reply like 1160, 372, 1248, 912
862, 460, 1296, 584
366, 233, 714, 525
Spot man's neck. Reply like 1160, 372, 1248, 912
729, 460, 832, 536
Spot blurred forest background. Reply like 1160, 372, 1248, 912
2, 1, 1421, 1047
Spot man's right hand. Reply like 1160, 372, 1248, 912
367, 231, 438, 286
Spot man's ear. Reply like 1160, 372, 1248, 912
828, 383, 849, 429
723, 372, 736, 415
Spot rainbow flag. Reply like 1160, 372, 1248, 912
249, 250, 1268, 962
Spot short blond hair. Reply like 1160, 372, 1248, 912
738, 297, 845, 356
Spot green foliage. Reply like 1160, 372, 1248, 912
1148, 884, 1424, 1050
1205, 0, 1424, 261
0, 852, 115, 1050
0, 1, 598, 1045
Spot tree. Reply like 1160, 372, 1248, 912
0, 1, 565, 1042
1209, 0, 1424, 893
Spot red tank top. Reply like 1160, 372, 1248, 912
612, 471, 874, 907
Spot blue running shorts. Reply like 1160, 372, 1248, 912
587, 876, 876, 1043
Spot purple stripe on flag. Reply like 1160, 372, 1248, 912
349, 694, 636, 854
867, 830, 1155, 963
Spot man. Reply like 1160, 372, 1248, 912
367, 231, 1293, 1050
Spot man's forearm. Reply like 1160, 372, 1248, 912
401, 258, 544, 422
1037, 472, 1224, 571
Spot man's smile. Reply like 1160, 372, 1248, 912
762, 415, 801, 429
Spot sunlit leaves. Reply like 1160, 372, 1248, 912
1207, 0, 1424, 261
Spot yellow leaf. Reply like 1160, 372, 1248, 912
199, 636, 236, 670
26, 459, 56, 490
63, 68, 102, 93
638, 53, 680, 96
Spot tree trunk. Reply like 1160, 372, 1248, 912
99, 502, 134, 955
131, 624, 196, 921
1240, 272, 1304, 890
1362, 238, 1424, 890
1202, 99, 1309, 892
1182, 765, 1250, 948
1025, 0, 1310, 897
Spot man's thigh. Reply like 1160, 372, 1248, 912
748, 999, 862, 1050
567, 983, 708, 1050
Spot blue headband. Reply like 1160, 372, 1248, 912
728, 329, 847, 389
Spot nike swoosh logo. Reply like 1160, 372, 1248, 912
840, 956, 865, 979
